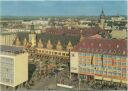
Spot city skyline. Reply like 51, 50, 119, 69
0, 1, 127, 16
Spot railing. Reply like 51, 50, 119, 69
35, 48, 70, 58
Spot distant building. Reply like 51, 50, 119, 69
70, 37, 127, 84
111, 16, 126, 22
14, 27, 100, 50
0, 45, 28, 87
110, 30, 127, 39
0, 33, 16, 46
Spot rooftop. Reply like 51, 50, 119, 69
74, 38, 127, 56
0, 45, 25, 55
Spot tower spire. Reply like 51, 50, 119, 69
100, 9, 105, 19
99, 9, 106, 29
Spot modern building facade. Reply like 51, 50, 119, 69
70, 37, 128, 84
0, 45, 28, 87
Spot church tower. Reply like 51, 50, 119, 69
29, 23, 36, 47
99, 9, 106, 29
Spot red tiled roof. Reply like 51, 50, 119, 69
45, 27, 99, 37
74, 38, 127, 56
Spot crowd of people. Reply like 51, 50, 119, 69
17, 48, 128, 90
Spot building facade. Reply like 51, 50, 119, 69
36, 48, 69, 59
70, 38, 128, 84
0, 45, 28, 87
0, 33, 16, 46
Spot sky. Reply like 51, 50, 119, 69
0, 1, 127, 16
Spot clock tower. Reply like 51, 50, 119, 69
29, 23, 36, 47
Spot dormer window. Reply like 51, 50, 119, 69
99, 43, 101, 47
117, 44, 119, 48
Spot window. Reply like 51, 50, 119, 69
49, 51, 51, 54
58, 53, 61, 55
91, 69, 94, 73
66, 53, 69, 56
121, 57, 126, 60
103, 71, 107, 75
113, 67, 117, 70
122, 68, 126, 73
117, 62, 121, 66
95, 54, 99, 57
113, 72, 117, 76
122, 62, 126, 66
99, 71, 103, 74
0, 57, 14, 84
126, 62, 128, 66
116, 57, 121, 60
117, 73, 121, 76
42, 50, 44, 53
62, 53, 65, 56
71, 53, 75, 57
108, 72, 112, 76
117, 68, 121, 71
108, 61, 112, 64
122, 73, 126, 77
